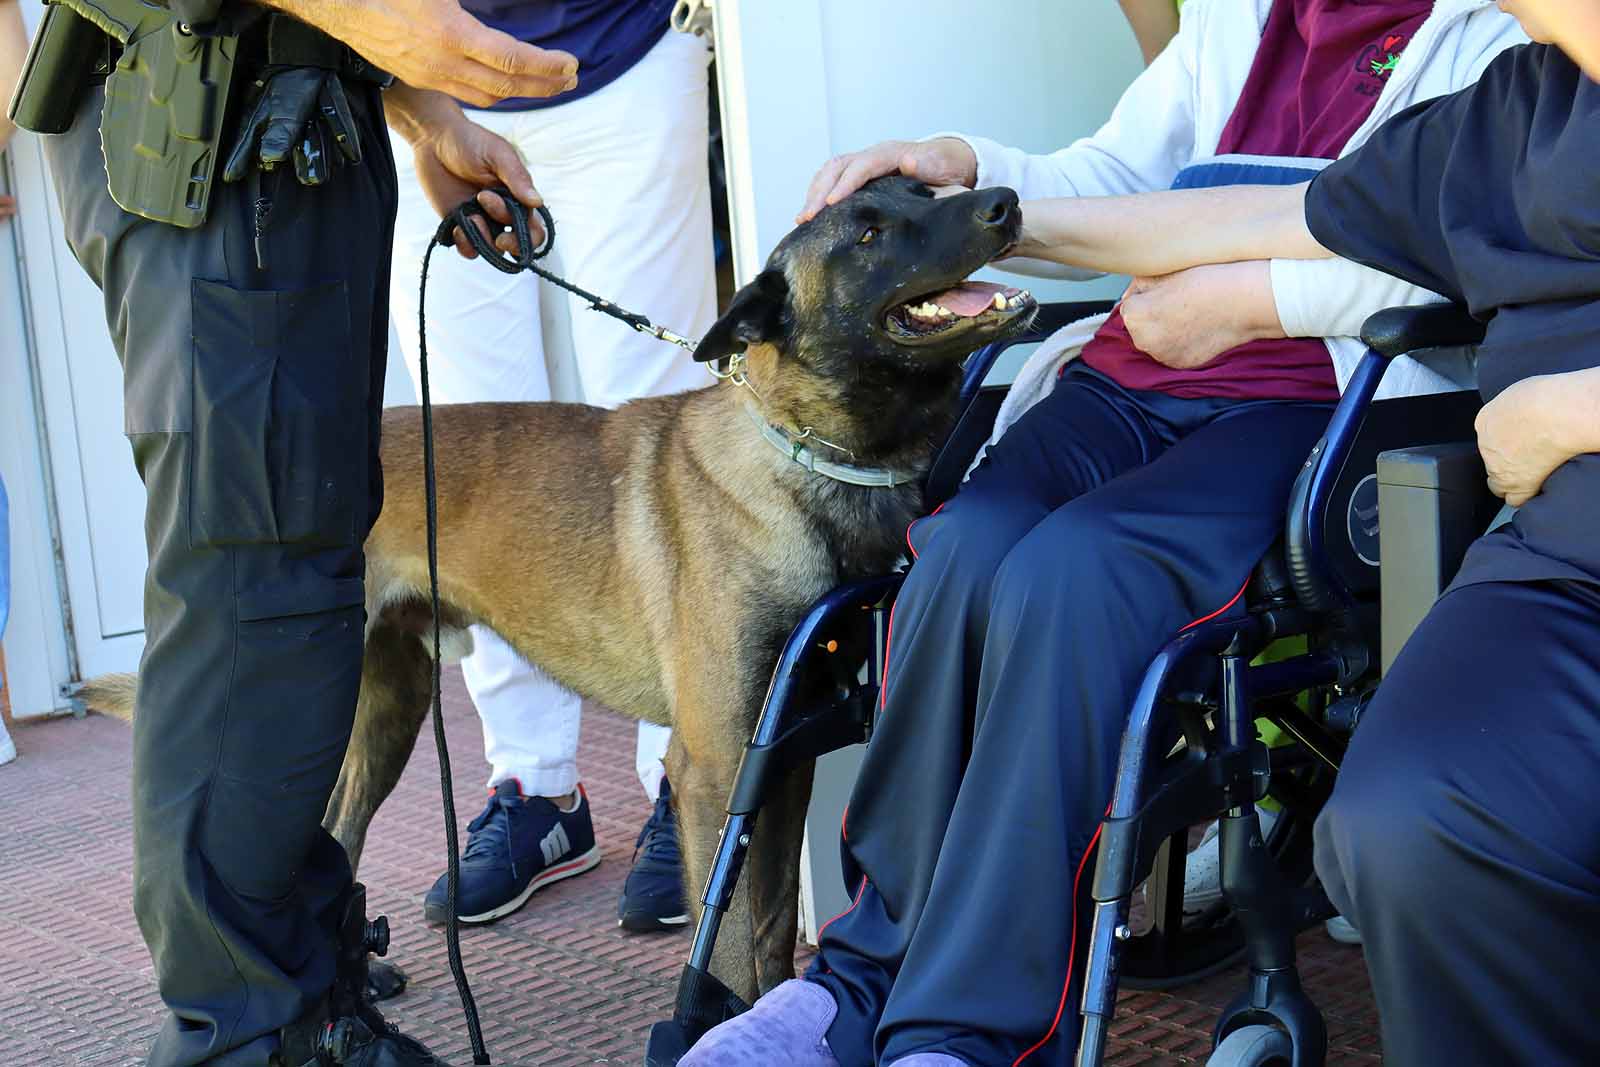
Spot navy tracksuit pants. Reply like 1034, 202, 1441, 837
807, 363, 1332, 1066
1315, 574, 1600, 1066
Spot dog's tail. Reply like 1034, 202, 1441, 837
79, 673, 138, 721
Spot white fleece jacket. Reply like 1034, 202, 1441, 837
937, 0, 1527, 467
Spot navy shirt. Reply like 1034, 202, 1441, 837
1306, 43, 1600, 589
459, 0, 676, 112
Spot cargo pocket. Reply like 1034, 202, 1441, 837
189, 277, 363, 549
202, 575, 366, 902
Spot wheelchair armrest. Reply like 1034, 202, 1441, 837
929, 300, 1116, 510
1360, 303, 1486, 360
1287, 303, 1486, 614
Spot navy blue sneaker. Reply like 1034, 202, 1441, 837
423, 780, 600, 925
618, 777, 688, 932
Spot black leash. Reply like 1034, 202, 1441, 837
416, 232, 491, 1066
415, 190, 697, 1066
438, 190, 701, 353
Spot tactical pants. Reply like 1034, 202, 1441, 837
46, 79, 398, 1066
1315, 575, 1600, 1066
807, 364, 1332, 1067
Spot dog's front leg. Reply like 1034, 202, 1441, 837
664, 708, 761, 1008
323, 620, 435, 873
745, 760, 814, 996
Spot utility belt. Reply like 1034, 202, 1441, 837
7, 0, 387, 229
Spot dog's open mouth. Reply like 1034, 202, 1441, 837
884, 280, 1035, 343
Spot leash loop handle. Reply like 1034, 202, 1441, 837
435, 188, 555, 273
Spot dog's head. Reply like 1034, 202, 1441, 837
695, 177, 1036, 373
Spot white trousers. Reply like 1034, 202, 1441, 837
388, 30, 716, 802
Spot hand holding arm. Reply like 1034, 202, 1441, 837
1119, 261, 1286, 370
1475, 368, 1600, 506
1010, 183, 1330, 278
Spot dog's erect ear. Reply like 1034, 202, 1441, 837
695, 269, 789, 363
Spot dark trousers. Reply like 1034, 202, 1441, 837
1315, 575, 1600, 1067
807, 364, 1331, 1067
46, 80, 398, 1066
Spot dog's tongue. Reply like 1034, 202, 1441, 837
928, 280, 1007, 318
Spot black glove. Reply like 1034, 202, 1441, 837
223, 67, 363, 186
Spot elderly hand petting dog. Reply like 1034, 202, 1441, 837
798, 137, 977, 222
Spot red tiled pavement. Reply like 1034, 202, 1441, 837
0, 672, 1381, 1065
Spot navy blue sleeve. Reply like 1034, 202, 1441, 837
1304, 89, 1471, 305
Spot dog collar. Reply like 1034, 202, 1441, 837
744, 401, 917, 489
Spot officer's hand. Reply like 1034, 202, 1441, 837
0, 195, 15, 219
412, 116, 545, 260
263, 0, 577, 108
799, 138, 978, 223
224, 68, 364, 186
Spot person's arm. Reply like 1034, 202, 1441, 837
384, 83, 543, 259
1116, 261, 1284, 371
0, 0, 24, 220
1010, 182, 1329, 278
1, 0, 26, 153
1476, 368, 1600, 505
1119, 0, 1180, 65
258, 0, 578, 108
799, 2, 1204, 221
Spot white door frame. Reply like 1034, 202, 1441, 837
1, 136, 75, 719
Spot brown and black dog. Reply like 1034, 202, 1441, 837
92, 176, 1035, 1004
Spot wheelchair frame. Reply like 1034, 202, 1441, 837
646, 302, 1488, 1067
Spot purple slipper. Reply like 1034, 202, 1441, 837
679, 979, 840, 1067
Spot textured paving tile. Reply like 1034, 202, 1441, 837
0, 673, 1380, 1065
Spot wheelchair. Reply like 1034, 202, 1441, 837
646, 301, 1495, 1067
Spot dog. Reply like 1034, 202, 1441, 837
89, 176, 1034, 1005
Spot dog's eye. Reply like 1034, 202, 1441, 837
858, 227, 880, 246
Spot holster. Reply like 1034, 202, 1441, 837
9, 0, 239, 228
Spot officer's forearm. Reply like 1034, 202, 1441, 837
1011, 184, 1330, 278
383, 82, 467, 147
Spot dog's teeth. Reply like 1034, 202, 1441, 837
937, 306, 955, 319
992, 292, 1007, 311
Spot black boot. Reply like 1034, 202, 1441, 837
273, 884, 454, 1066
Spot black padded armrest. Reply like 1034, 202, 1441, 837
1360, 303, 1486, 359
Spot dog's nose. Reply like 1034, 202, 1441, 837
975, 188, 1017, 229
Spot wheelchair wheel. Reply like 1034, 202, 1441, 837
1206, 1025, 1294, 1067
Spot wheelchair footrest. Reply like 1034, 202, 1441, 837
650, 962, 749, 1064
